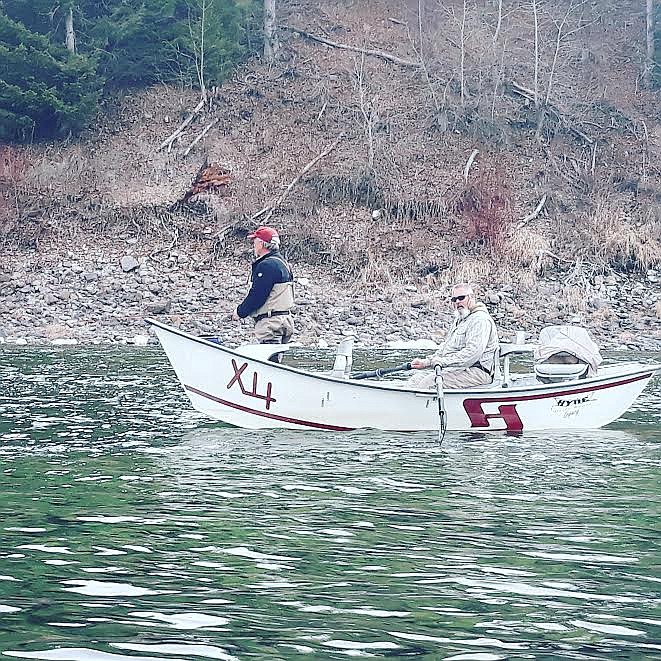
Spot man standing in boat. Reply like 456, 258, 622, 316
408, 283, 499, 388
233, 226, 295, 344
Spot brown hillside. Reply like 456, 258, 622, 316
0, 0, 660, 346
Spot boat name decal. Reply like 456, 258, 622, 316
227, 359, 276, 410
463, 399, 524, 431
555, 394, 592, 407
552, 393, 595, 419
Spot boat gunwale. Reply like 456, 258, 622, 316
146, 318, 658, 397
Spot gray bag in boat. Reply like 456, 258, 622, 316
534, 325, 603, 382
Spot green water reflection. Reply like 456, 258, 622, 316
0, 346, 659, 660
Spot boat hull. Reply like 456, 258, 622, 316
149, 320, 657, 432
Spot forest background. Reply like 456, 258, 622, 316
0, 0, 660, 347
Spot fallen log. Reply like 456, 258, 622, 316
157, 97, 206, 153
518, 194, 548, 228
463, 149, 479, 183
183, 118, 220, 158
284, 26, 419, 68
260, 133, 345, 225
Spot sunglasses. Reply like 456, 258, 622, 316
450, 294, 468, 303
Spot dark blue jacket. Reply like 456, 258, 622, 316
236, 251, 293, 318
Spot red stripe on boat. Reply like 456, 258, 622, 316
184, 385, 355, 431
186, 372, 653, 431
470, 371, 653, 404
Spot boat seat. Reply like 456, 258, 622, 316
535, 361, 589, 383
234, 343, 292, 363
499, 341, 536, 388
330, 338, 354, 378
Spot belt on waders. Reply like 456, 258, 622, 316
254, 310, 291, 322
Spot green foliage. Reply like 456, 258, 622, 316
1, 0, 67, 39
87, 0, 252, 88
0, 12, 101, 141
88, 0, 183, 86
0, 0, 257, 142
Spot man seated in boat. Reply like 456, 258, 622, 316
408, 283, 500, 388
232, 226, 295, 344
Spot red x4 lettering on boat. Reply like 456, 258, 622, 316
227, 359, 276, 410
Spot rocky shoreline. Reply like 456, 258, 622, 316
2, 240, 660, 352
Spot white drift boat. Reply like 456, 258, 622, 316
148, 319, 659, 432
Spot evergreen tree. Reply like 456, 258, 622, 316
0, 0, 256, 142
0, 11, 101, 141
85, 0, 252, 88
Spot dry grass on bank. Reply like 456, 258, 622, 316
587, 198, 660, 273
5, 178, 658, 307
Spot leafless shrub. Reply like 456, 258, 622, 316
356, 252, 400, 290
351, 52, 378, 169
309, 168, 385, 209
466, 114, 510, 147
283, 225, 332, 264
600, 220, 660, 273
0, 146, 28, 212
452, 165, 513, 252
0, 145, 30, 184
564, 283, 588, 311
0, 190, 48, 249
0, 146, 33, 245
515, 267, 540, 291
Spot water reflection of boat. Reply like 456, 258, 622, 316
149, 320, 659, 433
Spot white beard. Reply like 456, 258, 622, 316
454, 308, 469, 321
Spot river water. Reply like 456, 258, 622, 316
1, 346, 660, 660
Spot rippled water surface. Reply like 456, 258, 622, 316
1, 346, 660, 660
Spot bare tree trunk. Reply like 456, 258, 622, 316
199, 0, 207, 100
355, 52, 375, 168
460, 0, 467, 106
545, 7, 572, 106
493, 0, 503, 48
417, 0, 441, 113
535, 6, 566, 141
418, 0, 425, 56
492, 35, 508, 119
537, 1, 587, 139
65, 7, 76, 54
644, 0, 656, 88
532, 0, 540, 106
264, 0, 279, 64
188, 0, 211, 101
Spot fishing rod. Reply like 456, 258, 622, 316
121, 310, 233, 320
153, 310, 232, 316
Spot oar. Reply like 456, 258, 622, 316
434, 365, 447, 444
351, 362, 412, 380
